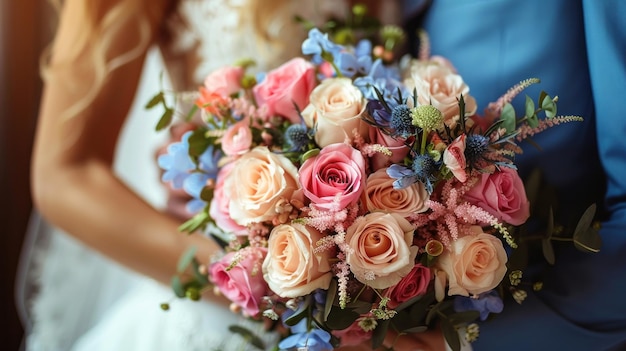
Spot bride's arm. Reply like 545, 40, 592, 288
31, 0, 220, 286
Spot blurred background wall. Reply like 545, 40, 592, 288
1, 1, 56, 349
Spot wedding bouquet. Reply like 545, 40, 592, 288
149, 11, 600, 351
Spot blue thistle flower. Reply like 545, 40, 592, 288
285, 124, 311, 151
464, 134, 490, 166
390, 104, 415, 138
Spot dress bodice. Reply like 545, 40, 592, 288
159, 0, 351, 90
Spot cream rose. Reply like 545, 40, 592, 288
301, 77, 368, 147
405, 60, 477, 129
362, 168, 429, 217
262, 223, 333, 298
436, 226, 508, 297
345, 212, 418, 289
224, 146, 301, 226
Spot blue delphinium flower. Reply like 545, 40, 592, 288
182, 145, 221, 213
302, 28, 342, 64
278, 317, 333, 351
454, 290, 504, 321
158, 131, 195, 189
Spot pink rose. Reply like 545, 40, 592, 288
203, 65, 245, 98
443, 134, 468, 183
224, 146, 301, 226
299, 143, 366, 211
332, 319, 372, 347
262, 223, 332, 298
210, 163, 247, 234
435, 227, 508, 297
253, 58, 316, 124
464, 167, 530, 226
362, 168, 429, 218
209, 247, 268, 317
221, 119, 252, 157
368, 125, 410, 170
346, 212, 418, 289
301, 78, 368, 147
405, 61, 477, 129
385, 263, 432, 309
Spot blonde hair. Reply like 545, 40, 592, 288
42, 0, 154, 121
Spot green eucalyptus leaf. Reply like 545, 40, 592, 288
573, 204, 602, 253
345, 299, 373, 314
145, 91, 164, 110
177, 246, 198, 273
171, 275, 185, 298
284, 296, 310, 327
403, 326, 429, 333
524, 168, 542, 208
156, 108, 174, 131
524, 95, 535, 119
229, 325, 266, 350
500, 103, 516, 133
540, 92, 557, 118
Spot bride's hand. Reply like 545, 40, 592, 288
336, 327, 447, 351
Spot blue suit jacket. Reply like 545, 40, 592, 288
405, 0, 626, 350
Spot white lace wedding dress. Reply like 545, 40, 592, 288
18, 1, 347, 350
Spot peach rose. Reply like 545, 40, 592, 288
221, 119, 252, 157
262, 223, 332, 298
345, 212, 418, 289
443, 134, 468, 183
405, 61, 477, 129
362, 168, 429, 217
224, 146, 301, 226
464, 167, 530, 226
436, 226, 508, 297
253, 58, 316, 124
301, 78, 368, 147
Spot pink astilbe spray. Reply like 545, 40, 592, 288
515, 115, 584, 141
483, 78, 541, 123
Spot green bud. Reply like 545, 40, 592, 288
186, 287, 201, 301
160, 303, 170, 311
241, 75, 257, 90
412, 105, 444, 131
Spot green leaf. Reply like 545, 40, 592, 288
156, 108, 174, 131
542, 207, 555, 265
500, 103, 516, 133
573, 204, 602, 253
301, 148, 320, 162
184, 104, 199, 122
324, 279, 338, 322
540, 92, 557, 118
371, 318, 390, 350
177, 246, 198, 273
325, 306, 360, 330
283, 296, 310, 327
441, 318, 461, 351
171, 275, 185, 298
187, 128, 212, 159
448, 311, 480, 325
191, 259, 210, 285
524, 95, 535, 119
524, 168, 542, 208
229, 325, 266, 350
344, 299, 373, 314
178, 211, 210, 233
145, 91, 163, 110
